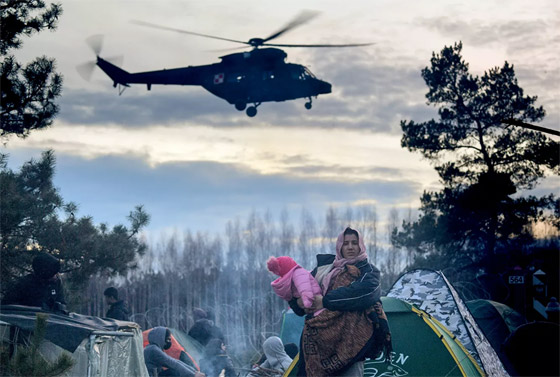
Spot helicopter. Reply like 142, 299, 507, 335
79, 12, 372, 117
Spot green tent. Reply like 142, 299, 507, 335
168, 327, 205, 362
281, 297, 484, 377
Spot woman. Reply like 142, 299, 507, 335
289, 227, 391, 377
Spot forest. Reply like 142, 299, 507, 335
80, 205, 406, 360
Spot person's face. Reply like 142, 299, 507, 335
341, 234, 360, 259
105, 295, 116, 305
164, 335, 172, 350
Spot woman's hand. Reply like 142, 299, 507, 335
312, 295, 324, 311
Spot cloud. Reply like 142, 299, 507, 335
4, 150, 423, 233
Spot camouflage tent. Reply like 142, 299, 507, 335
281, 297, 484, 377
388, 269, 508, 377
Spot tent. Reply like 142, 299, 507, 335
281, 297, 484, 377
388, 269, 508, 377
279, 309, 305, 347
0, 305, 148, 377
466, 299, 526, 373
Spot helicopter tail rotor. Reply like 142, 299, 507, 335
77, 35, 124, 81
86, 34, 104, 56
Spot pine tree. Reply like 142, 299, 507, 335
1, 313, 74, 376
1, 0, 63, 138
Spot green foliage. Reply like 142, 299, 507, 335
0, 150, 150, 308
0, 313, 74, 377
1, 0, 63, 138
395, 42, 559, 277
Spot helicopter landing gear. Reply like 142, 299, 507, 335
246, 102, 261, 117
235, 102, 246, 111
305, 98, 312, 110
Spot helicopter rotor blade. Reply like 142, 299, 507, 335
86, 34, 104, 56
262, 42, 374, 48
262, 10, 320, 43
130, 20, 250, 46
76, 61, 97, 81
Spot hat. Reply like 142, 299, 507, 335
267, 256, 297, 277
193, 307, 207, 321
32, 253, 61, 279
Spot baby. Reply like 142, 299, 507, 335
267, 256, 324, 316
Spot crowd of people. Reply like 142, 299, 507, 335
2, 226, 395, 377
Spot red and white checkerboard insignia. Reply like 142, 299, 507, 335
213, 73, 224, 84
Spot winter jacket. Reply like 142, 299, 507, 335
188, 319, 225, 346
289, 254, 380, 315
144, 327, 197, 377
3, 273, 66, 311
259, 336, 293, 372
199, 339, 236, 377
105, 300, 131, 321
271, 265, 322, 309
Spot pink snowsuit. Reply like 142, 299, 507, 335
268, 256, 324, 316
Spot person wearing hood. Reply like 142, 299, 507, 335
253, 336, 293, 374
103, 286, 131, 321
144, 327, 205, 377
3, 253, 67, 313
199, 338, 236, 377
188, 308, 225, 347
289, 227, 391, 377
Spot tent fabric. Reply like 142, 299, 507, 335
0, 305, 139, 352
388, 269, 508, 377
466, 300, 525, 355
281, 297, 484, 377
1, 320, 149, 377
168, 327, 205, 362
279, 309, 305, 346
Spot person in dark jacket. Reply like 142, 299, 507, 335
188, 308, 225, 346
199, 338, 236, 377
144, 326, 204, 377
103, 286, 131, 321
3, 253, 67, 313
289, 227, 390, 377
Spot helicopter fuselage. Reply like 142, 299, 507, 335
96, 48, 331, 116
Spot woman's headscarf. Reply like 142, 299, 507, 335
320, 227, 367, 295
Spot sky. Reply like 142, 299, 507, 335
3, 0, 559, 242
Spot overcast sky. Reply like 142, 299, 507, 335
3, 0, 559, 242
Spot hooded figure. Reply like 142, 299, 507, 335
199, 338, 236, 377
144, 327, 198, 377
258, 336, 293, 373
3, 253, 66, 312
267, 256, 324, 316
188, 318, 225, 347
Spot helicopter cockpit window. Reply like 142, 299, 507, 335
304, 67, 316, 79
292, 67, 314, 81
